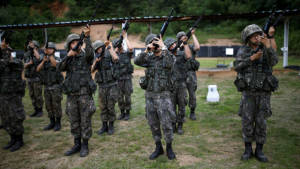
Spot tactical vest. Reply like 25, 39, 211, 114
118, 51, 134, 79
62, 52, 96, 95
172, 51, 188, 83
234, 47, 278, 92
142, 55, 173, 92
0, 56, 25, 96
94, 50, 119, 85
24, 50, 42, 79
42, 60, 64, 86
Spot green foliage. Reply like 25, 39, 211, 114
1, 0, 300, 54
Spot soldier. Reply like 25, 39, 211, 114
176, 30, 200, 120
24, 40, 44, 117
37, 42, 64, 131
134, 34, 176, 160
91, 39, 119, 135
113, 30, 134, 121
57, 26, 96, 157
164, 37, 191, 135
234, 24, 278, 162
0, 36, 26, 152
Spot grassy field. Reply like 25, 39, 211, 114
134, 55, 300, 69
0, 67, 300, 168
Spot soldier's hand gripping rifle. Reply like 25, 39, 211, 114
254, 8, 282, 54
114, 19, 130, 49
262, 7, 282, 39
0, 30, 13, 59
72, 2, 100, 52
25, 33, 34, 61
176, 16, 202, 50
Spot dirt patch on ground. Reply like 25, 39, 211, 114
56, 25, 144, 49
201, 38, 242, 46
177, 154, 203, 166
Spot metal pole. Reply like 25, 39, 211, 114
282, 17, 289, 67
0, 30, 3, 44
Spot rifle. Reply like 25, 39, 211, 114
44, 28, 48, 49
72, 1, 100, 52
25, 33, 35, 61
262, 7, 282, 38
159, 8, 174, 38
114, 19, 130, 49
95, 25, 113, 59
152, 8, 174, 49
176, 16, 202, 50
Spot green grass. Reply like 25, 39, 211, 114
0, 70, 300, 169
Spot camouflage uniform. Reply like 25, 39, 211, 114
58, 34, 96, 141
234, 24, 278, 162
0, 47, 26, 151
134, 37, 175, 144
135, 34, 176, 160
164, 38, 188, 134
177, 32, 200, 116
24, 41, 44, 116
185, 45, 199, 113
114, 38, 134, 120
235, 45, 278, 144
39, 43, 64, 131
94, 48, 119, 123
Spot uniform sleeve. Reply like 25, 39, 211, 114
23, 50, 31, 63
84, 36, 95, 65
134, 52, 149, 67
162, 50, 174, 69
57, 55, 71, 72
265, 47, 278, 67
9, 58, 24, 72
127, 51, 134, 58
234, 47, 252, 72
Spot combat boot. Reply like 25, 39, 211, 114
43, 117, 55, 130
172, 123, 177, 133
117, 110, 125, 120
107, 121, 114, 135
177, 122, 184, 135
35, 108, 43, 117
255, 143, 268, 162
97, 122, 108, 135
53, 117, 61, 131
123, 110, 130, 121
30, 108, 38, 117
241, 142, 253, 160
166, 142, 176, 160
80, 139, 89, 157
149, 141, 164, 160
64, 137, 81, 156
3, 134, 16, 150
189, 108, 196, 120
10, 135, 24, 152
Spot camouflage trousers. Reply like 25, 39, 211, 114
171, 82, 188, 123
98, 84, 119, 122
145, 91, 176, 143
118, 78, 133, 111
66, 94, 96, 139
186, 71, 197, 110
28, 81, 44, 110
0, 94, 25, 135
44, 85, 62, 119
239, 91, 272, 144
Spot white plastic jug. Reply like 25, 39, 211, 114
206, 85, 220, 102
